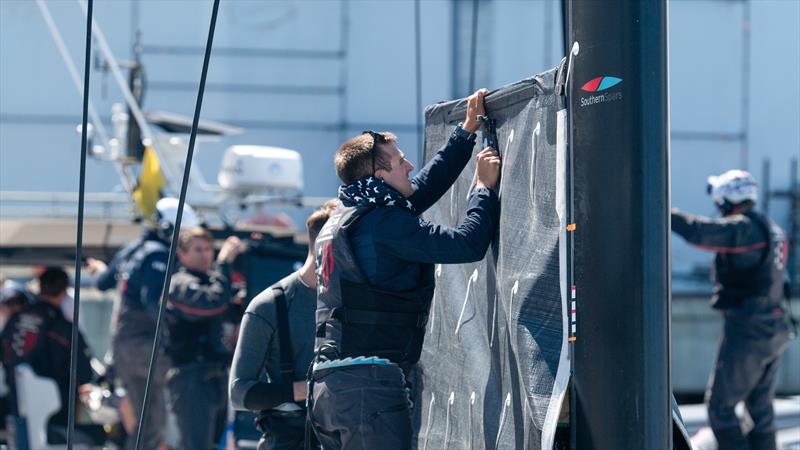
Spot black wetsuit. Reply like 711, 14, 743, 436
229, 272, 316, 450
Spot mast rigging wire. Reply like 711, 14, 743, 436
66, 0, 93, 446
468, 0, 479, 93
414, 0, 424, 165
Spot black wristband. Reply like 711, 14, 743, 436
452, 123, 477, 142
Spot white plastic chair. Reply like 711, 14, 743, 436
13, 364, 61, 450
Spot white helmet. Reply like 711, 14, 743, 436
154, 197, 199, 241
0, 280, 34, 305
707, 169, 758, 210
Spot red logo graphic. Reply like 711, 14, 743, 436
580, 76, 622, 92
319, 242, 334, 293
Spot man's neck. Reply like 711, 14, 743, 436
37, 294, 62, 307
181, 264, 209, 275
298, 254, 317, 289
725, 204, 753, 217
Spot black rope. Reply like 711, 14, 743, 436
134, 0, 220, 448
468, 0, 479, 93
67, 0, 93, 447
414, 0, 423, 165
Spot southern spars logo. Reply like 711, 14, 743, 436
579, 76, 623, 107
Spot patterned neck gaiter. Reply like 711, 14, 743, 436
338, 176, 415, 212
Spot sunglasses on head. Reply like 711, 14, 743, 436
362, 130, 386, 174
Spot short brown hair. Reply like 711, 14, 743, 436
306, 199, 339, 246
334, 131, 397, 185
177, 227, 213, 252
38, 266, 69, 297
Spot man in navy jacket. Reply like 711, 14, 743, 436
309, 89, 500, 449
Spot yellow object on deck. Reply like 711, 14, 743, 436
133, 146, 165, 219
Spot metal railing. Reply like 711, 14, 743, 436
0, 191, 133, 220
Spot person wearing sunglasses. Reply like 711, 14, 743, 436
308, 88, 500, 450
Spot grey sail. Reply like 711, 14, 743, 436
414, 66, 568, 450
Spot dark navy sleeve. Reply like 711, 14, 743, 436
95, 249, 126, 292
376, 187, 499, 264
408, 133, 476, 213
94, 264, 118, 292
671, 209, 752, 252
96, 238, 142, 291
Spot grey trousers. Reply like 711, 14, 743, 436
309, 364, 411, 450
114, 337, 167, 450
166, 362, 228, 450
706, 311, 791, 450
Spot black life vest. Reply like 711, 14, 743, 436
314, 205, 434, 371
713, 211, 787, 309
163, 268, 232, 366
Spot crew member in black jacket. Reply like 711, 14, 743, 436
164, 228, 245, 450
1, 267, 97, 443
309, 88, 500, 449
672, 170, 793, 450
